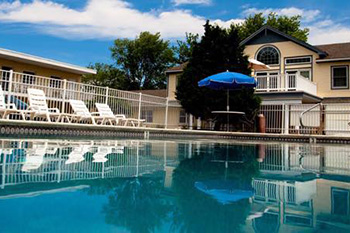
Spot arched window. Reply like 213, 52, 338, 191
256, 46, 280, 65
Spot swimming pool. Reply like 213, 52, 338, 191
0, 138, 349, 232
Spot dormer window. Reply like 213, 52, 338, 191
256, 46, 280, 65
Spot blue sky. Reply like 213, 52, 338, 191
0, 0, 349, 67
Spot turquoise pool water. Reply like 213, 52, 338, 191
1, 139, 350, 233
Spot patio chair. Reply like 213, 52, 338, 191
69, 100, 97, 125
27, 88, 71, 122
0, 85, 26, 120
95, 103, 145, 127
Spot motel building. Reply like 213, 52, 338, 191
165, 26, 350, 133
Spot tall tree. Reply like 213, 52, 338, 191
82, 63, 126, 89
173, 33, 199, 64
111, 32, 174, 90
176, 21, 261, 127
238, 13, 309, 42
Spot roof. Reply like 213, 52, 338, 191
165, 62, 188, 74
131, 89, 167, 98
315, 42, 350, 62
240, 25, 327, 57
0, 48, 96, 75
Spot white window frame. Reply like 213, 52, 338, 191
331, 66, 349, 89
255, 45, 281, 66
285, 69, 312, 81
285, 56, 312, 65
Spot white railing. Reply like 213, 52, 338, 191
255, 74, 317, 96
0, 70, 183, 128
260, 103, 350, 135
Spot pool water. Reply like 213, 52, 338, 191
1, 139, 350, 233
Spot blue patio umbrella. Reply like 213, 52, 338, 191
198, 71, 257, 130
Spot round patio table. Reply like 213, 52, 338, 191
211, 111, 246, 131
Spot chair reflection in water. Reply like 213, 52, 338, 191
65, 143, 93, 164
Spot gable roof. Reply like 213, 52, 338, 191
315, 42, 350, 62
240, 25, 328, 57
0, 48, 96, 75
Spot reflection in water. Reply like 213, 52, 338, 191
0, 139, 350, 233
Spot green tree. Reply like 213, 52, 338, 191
173, 33, 199, 64
176, 21, 261, 129
111, 32, 174, 90
82, 63, 126, 89
238, 13, 309, 42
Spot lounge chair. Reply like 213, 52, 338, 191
69, 100, 98, 125
27, 88, 71, 122
95, 103, 145, 127
0, 85, 26, 120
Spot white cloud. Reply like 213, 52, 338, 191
172, 0, 211, 6
309, 24, 350, 45
0, 0, 236, 39
242, 7, 320, 23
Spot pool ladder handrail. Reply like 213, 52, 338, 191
299, 103, 321, 128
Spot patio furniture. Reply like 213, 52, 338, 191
27, 88, 71, 122
0, 85, 26, 120
95, 103, 145, 127
69, 100, 97, 125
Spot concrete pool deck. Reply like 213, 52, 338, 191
1, 119, 350, 144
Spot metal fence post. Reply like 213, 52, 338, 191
61, 79, 67, 113
105, 87, 109, 104
164, 98, 169, 129
284, 104, 290, 135
7, 70, 13, 105
138, 93, 142, 120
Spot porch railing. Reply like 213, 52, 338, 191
255, 74, 317, 96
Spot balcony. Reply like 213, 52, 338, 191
255, 74, 317, 96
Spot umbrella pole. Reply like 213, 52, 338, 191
227, 89, 229, 132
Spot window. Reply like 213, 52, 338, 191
1, 66, 12, 91
179, 110, 187, 124
332, 66, 349, 89
141, 110, 153, 123
286, 69, 312, 81
256, 46, 280, 65
285, 56, 312, 65
23, 71, 36, 84
332, 188, 349, 216
50, 76, 62, 88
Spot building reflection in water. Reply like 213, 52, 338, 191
0, 139, 349, 232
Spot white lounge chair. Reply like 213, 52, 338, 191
27, 88, 71, 122
65, 144, 92, 164
69, 100, 97, 125
0, 85, 26, 120
95, 103, 145, 127
93, 103, 121, 125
